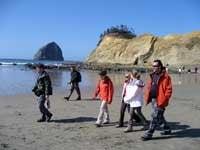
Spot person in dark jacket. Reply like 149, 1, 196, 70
32, 64, 53, 122
64, 66, 82, 101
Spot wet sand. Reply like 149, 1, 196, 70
0, 81, 200, 150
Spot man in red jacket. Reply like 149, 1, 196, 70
93, 70, 114, 127
141, 59, 173, 141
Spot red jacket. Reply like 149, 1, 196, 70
144, 71, 172, 108
94, 76, 114, 104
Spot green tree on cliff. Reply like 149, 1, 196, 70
97, 25, 136, 46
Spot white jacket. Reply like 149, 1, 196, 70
123, 79, 145, 108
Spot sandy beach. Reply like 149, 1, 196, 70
0, 81, 200, 150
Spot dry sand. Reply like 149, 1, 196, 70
0, 84, 200, 150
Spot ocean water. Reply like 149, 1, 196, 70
1, 59, 200, 97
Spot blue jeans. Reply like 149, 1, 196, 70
145, 99, 171, 137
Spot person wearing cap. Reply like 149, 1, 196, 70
64, 66, 82, 101
141, 59, 172, 141
32, 64, 53, 122
93, 70, 114, 127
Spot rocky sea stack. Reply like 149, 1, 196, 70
86, 31, 200, 66
34, 42, 64, 61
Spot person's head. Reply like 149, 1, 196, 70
136, 73, 141, 80
71, 66, 77, 72
124, 73, 131, 82
152, 59, 163, 74
99, 70, 107, 80
129, 70, 138, 79
36, 64, 45, 73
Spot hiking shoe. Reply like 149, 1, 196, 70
64, 96, 70, 101
37, 118, 46, 122
47, 113, 53, 122
76, 97, 81, 100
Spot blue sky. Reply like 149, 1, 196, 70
0, 0, 199, 60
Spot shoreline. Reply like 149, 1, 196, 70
1, 61, 200, 74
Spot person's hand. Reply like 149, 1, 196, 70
107, 101, 112, 104
47, 100, 50, 109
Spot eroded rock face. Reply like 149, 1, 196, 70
86, 32, 200, 66
34, 42, 64, 61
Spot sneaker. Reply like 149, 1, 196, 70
124, 125, 133, 133
76, 97, 81, 100
64, 96, 70, 101
47, 113, 53, 122
103, 121, 110, 124
95, 123, 102, 127
37, 118, 46, 122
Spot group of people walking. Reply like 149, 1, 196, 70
32, 59, 173, 141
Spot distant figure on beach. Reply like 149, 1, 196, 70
178, 67, 182, 74
32, 64, 53, 122
194, 67, 198, 73
124, 73, 148, 132
93, 70, 114, 127
116, 71, 141, 128
64, 66, 82, 101
141, 59, 173, 141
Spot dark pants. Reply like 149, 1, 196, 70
118, 100, 141, 126
145, 99, 171, 137
68, 82, 81, 98
37, 95, 52, 119
129, 107, 148, 126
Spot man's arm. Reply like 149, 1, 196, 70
93, 80, 100, 99
44, 75, 53, 96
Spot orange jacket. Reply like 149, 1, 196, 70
144, 71, 172, 108
94, 76, 114, 104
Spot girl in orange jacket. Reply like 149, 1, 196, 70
93, 70, 114, 127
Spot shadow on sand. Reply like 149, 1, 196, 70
150, 122, 200, 140
50, 117, 97, 123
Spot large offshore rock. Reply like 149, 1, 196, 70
34, 42, 64, 61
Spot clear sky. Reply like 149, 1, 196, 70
0, 0, 199, 60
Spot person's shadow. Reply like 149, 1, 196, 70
50, 117, 96, 123
150, 122, 200, 140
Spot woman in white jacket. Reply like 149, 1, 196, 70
116, 72, 141, 128
124, 73, 148, 132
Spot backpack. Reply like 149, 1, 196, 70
77, 72, 82, 82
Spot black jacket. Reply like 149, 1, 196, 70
70, 71, 81, 83
32, 71, 53, 96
